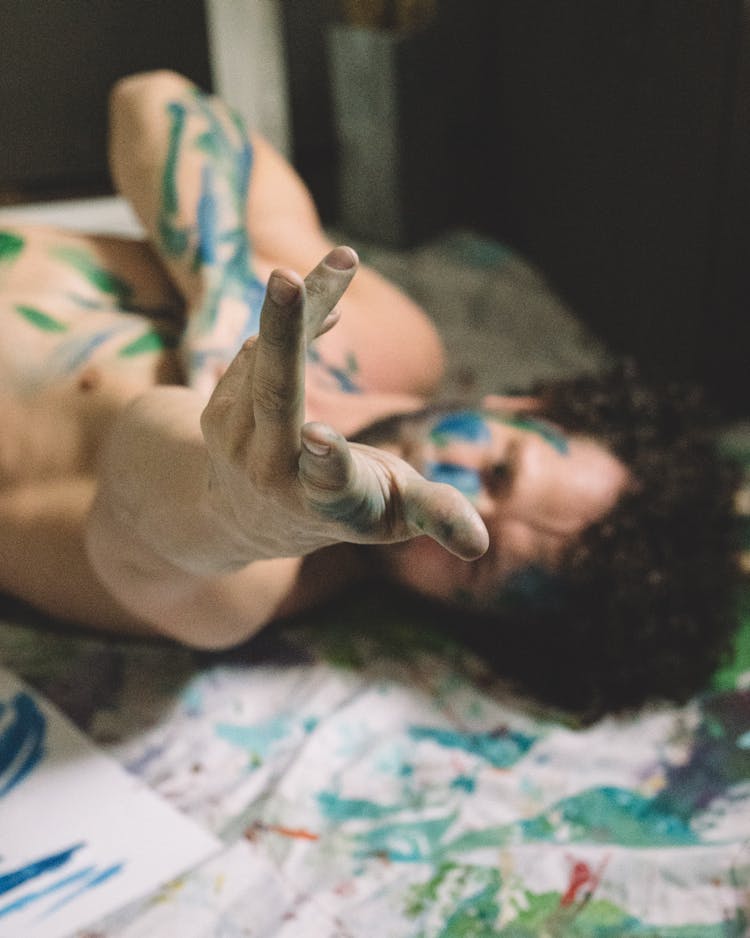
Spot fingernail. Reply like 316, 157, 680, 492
302, 436, 330, 457
324, 246, 357, 270
268, 273, 300, 304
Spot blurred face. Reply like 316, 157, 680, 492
384, 405, 631, 611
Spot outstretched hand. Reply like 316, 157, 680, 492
199, 247, 489, 563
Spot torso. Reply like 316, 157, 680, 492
0, 223, 442, 488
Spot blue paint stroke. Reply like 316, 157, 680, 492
423, 461, 482, 497
430, 411, 491, 445
0, 692, 46, 797
0, 866, 96, 920
196, 165, 218, 265
450, 775, 476, 793
42, 861, 124, 918
409, 725, 536, 769
0, 844, 83, 896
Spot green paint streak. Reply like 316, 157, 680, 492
14, 304, 68, 333
163, 102, 186, 217
51, 246, 133, 302
118, 331, 177, 357
0, 230, 24, 263
407, 863, 744, 937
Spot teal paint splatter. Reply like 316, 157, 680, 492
355, 814, 456, 863
450, 775, 476, 793
215, 715, 291, 759
408, 725, 536, 769
521, 786, 698, 847
318, 791, 407, 823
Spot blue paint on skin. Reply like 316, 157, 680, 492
196, 165, 218, 265
306, 346, 361, 393
423, 461, 482, 497
430, 412, 492, 445
0, 692, 46, 797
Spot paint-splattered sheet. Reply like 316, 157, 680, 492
1, 584, 749, 938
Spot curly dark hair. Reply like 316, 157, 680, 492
464, 362, 744, 719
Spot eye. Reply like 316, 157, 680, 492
484, 461, 511, 494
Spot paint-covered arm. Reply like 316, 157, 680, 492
86, 257, 487, 647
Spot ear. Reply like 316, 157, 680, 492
481, 394, 542, 414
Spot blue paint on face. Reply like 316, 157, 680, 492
423, 461, 481, 497
0, 692, 46, 797
430, 411, 491, 445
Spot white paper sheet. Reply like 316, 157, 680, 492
0, 666, 220, 938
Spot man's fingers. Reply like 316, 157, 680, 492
304, 246, 358, 340
251, 269, 307, 476
405, 479, 489, 561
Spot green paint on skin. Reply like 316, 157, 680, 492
0, 231, 24, 263
50, 246, 133, 303
163, 102, 186, 217
14, 305, 68, 333
486, 411, 569, 455
118, 331, 178, 357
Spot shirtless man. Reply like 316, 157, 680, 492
0, 72, 740, 713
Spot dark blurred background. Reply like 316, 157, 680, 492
1, 0, 748, 415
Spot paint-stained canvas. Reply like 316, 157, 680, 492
0, 666, 219, 938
